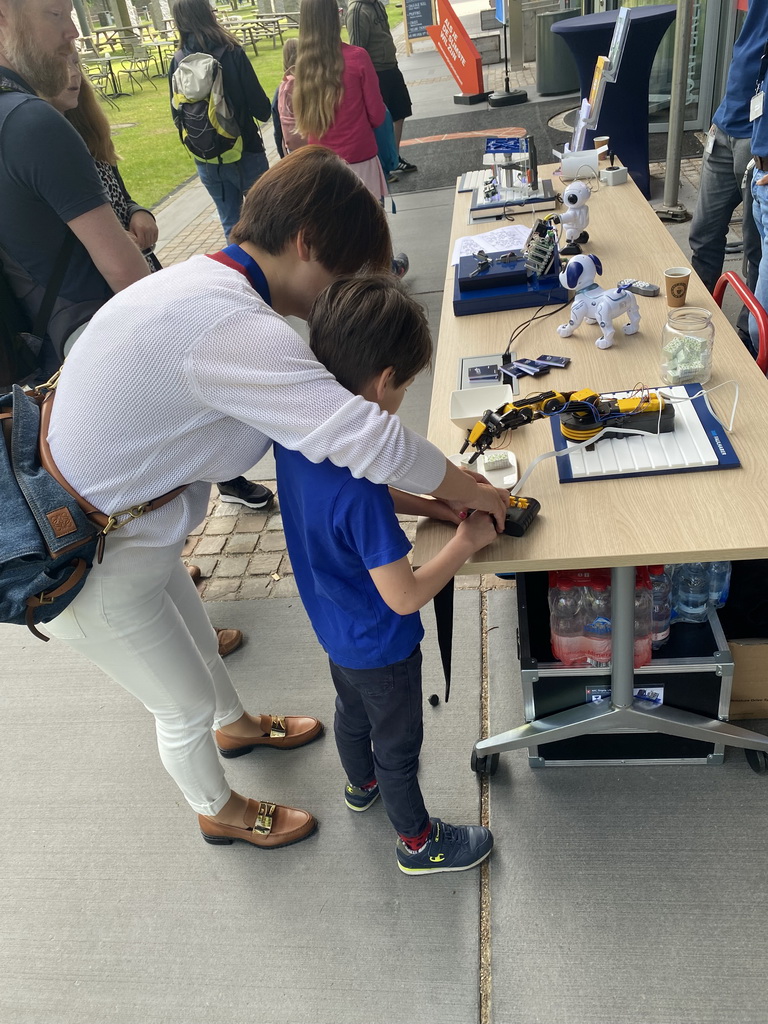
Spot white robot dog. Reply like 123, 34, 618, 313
557, 254, 641, 350
557, 180, 591, 255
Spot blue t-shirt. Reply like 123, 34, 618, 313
275, 444, 424, 670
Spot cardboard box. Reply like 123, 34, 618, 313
728, 640, 768, 719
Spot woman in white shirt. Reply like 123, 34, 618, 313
44, 146, 506, 852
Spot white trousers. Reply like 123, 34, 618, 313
44, 542, 244, 815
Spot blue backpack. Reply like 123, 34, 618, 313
0, 379, 186, 639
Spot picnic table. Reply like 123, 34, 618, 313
144, 40, 178, 77
91, 22, 160, 50
221, 15, 294, 52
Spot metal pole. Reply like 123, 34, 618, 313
656, 0, 694, 221
488, 0, 528, 107
72, 0, 96, 52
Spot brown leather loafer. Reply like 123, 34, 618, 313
199, 799, 317, 849
216, 714, 324, 757
186, 564, 202, 582
215, 628, 243, 658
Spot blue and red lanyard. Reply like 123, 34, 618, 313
207, 244, 272, 308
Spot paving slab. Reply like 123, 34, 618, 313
0, 590, 485, 1024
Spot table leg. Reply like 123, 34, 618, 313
154, 47, 167, 77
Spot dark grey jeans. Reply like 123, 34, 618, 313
329, 645, 429, 839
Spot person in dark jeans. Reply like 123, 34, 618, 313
275, 275, 498, 875
688, 0, 766, 352
169, 0, 272, 241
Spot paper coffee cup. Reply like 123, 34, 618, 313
664, 266, 691, 307
594, 136, 610, 160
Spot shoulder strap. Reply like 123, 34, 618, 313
37, 389, 188, 536
31, 232, 76, 338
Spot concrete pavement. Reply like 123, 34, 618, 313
4, 5, 767, 1023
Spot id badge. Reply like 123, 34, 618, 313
750, 90, 764, 122
704, 125, 716, 154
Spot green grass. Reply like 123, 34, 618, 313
108, 6, 405, 209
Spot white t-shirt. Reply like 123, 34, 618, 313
48, 255, 446, 568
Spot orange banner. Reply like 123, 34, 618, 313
426, 0, 484, 97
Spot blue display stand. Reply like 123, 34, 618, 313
551, 5, 676, 198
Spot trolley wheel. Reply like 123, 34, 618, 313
471, 750, 499, 776
745, 748, 768, 774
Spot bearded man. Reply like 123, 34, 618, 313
0, 0, 148, 374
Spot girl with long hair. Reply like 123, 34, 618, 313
48, 55, 159, 271
169, 0, 271, 240
275, 36, 306, 157
293, 0, 387, 201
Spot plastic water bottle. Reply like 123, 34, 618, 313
633, 568, 652, 667
549, 577, 587, 666
708, 561, 731, 608
648, 565, 672, 650
674, 562, 709, 623
584, 579, 612, 667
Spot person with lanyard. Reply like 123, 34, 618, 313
688, 0, 765, 350
42, 146, 508, 852
749, 19, 768, 360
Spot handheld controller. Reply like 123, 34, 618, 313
504, 494, 541, 537
617, 279, 660, 297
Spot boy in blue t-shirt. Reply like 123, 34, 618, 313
275, 275, 499, 875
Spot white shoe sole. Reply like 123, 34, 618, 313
397, 845, 493, 875
218, 494, 272, 509
344, 791, 381, 812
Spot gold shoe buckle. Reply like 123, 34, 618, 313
269, 716, 286, 739
253, 802, 275, 836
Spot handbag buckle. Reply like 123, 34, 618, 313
102, 503, 149, 534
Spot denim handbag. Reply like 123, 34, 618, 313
0, 381, 99, 638
0, 378, 187, 640
374, 109, 398, 176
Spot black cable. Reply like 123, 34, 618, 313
503, 297, 570, 357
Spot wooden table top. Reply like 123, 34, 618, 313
412, 164, 768, 574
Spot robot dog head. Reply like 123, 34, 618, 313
558, 253, 603, 290
561, 180, 591, 209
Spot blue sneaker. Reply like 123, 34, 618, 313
396, 818, 494, 875
344, 781, 380, 812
